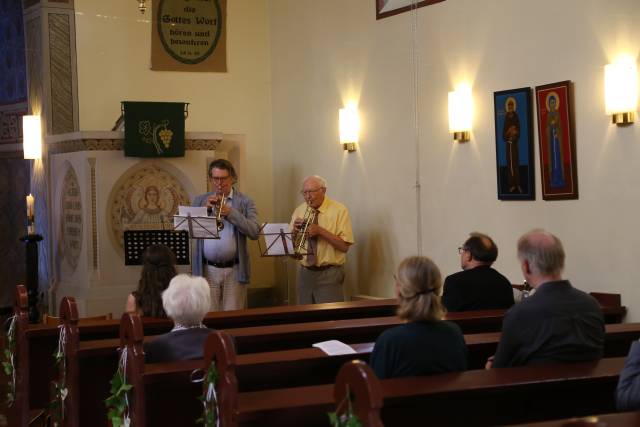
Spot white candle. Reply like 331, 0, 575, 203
26, 194, 34, 219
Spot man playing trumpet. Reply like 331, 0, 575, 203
290, 175, 354, 304
192, 159, 260, 311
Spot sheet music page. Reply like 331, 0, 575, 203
173, 215, 219, 239
262, 223, 294, 255
312, 340, 357, 355
178, 205, 208, 216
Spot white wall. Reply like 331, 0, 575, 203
270, 0, 640, 319
71, 0, 275, 298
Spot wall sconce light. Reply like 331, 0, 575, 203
22, 115, 42, 160
448, 85, 473, 142
339, 106, 359, 152
605, 59, 637, 125
137, 0, 147, 14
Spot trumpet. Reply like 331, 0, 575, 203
294, 206, 317, 254
208, 192, 225, 232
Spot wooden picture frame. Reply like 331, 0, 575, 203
494, 87, 535, 200
375, 0, 446, 20
535, 81, 578, 200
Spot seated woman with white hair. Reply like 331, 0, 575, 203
369, 256, 468, 379
144, 274, 212, 363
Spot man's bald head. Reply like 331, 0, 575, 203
303, 175, 327, 189
517, 229, 565, 277
463, 232, 498, 264
301, 175, 327, 209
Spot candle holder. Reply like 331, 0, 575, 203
19, 234, 43, 323
27, 214, 35, 235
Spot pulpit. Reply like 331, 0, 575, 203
46, 130, 244, 316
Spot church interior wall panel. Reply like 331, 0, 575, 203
44, 130, 274, 316
269, 0, 640, 319
50, 146, 213, 316
47, 11, 75, 134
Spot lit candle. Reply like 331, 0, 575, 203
26, 194, 34, 219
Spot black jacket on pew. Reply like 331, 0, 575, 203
494, 280, 605, 368
144, 327, 212, 363
369, 320, 468, 379
442, 265, 515, 312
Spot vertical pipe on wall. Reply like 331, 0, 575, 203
410, 0, 423, 255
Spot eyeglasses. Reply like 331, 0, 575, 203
300, 187, 323, 196
211, 175, 231, 183
457, 246, 468, 254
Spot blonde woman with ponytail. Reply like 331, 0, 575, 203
369, 256, 468, 379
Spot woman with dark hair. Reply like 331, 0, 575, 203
369, 256, 468, 379
125, 244, 177, 317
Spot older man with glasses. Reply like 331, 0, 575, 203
290, 175, 354, 304
192, 159, 260, 311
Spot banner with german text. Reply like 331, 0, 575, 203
151, 0, 227, 72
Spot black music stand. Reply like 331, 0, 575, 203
123, 230, 190, 265
173, 214, 219, 239
257, 223, 311, 305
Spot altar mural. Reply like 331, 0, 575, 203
108, 163, 190, 253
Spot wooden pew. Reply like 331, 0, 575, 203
63, 317, 498, 426
8, 290, 399, 426
8, 285, 30, 427
512, 286, 626, 323
186, 357, 628, 426
16, 305, 511, 424
120, 312, 203, 427
11, 284, 629, 427
65, 316, 640, 427
328, 358, 628, 427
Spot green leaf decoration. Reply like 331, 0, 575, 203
327, 384, 362, 427
105, 364, 132, 426
2, 316, 17, 407
196, 361, 219, 427
47, 328, 69, 423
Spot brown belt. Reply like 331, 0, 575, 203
303, 264, 338, 272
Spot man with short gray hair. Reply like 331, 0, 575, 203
290, 175, 354, 304
487, 229, 605, 368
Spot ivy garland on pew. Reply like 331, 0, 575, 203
1, 315, 17, 406
327, 385, 362, 427
105, 348, 132, 427
48, 325, 69, 425
196, 360, 219, 427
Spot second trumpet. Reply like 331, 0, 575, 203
293, 206, 317, 254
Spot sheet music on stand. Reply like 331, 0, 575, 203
258, 223, 303, 306
258, 223, 296, 256
173, 205, 220, 239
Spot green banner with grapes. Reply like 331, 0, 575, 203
122, 101, 186, 157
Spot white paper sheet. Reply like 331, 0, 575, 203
173, 215, 219, 239
178, 205, 208, 216
261, 223, 294, 255
312, 340, 357, 356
